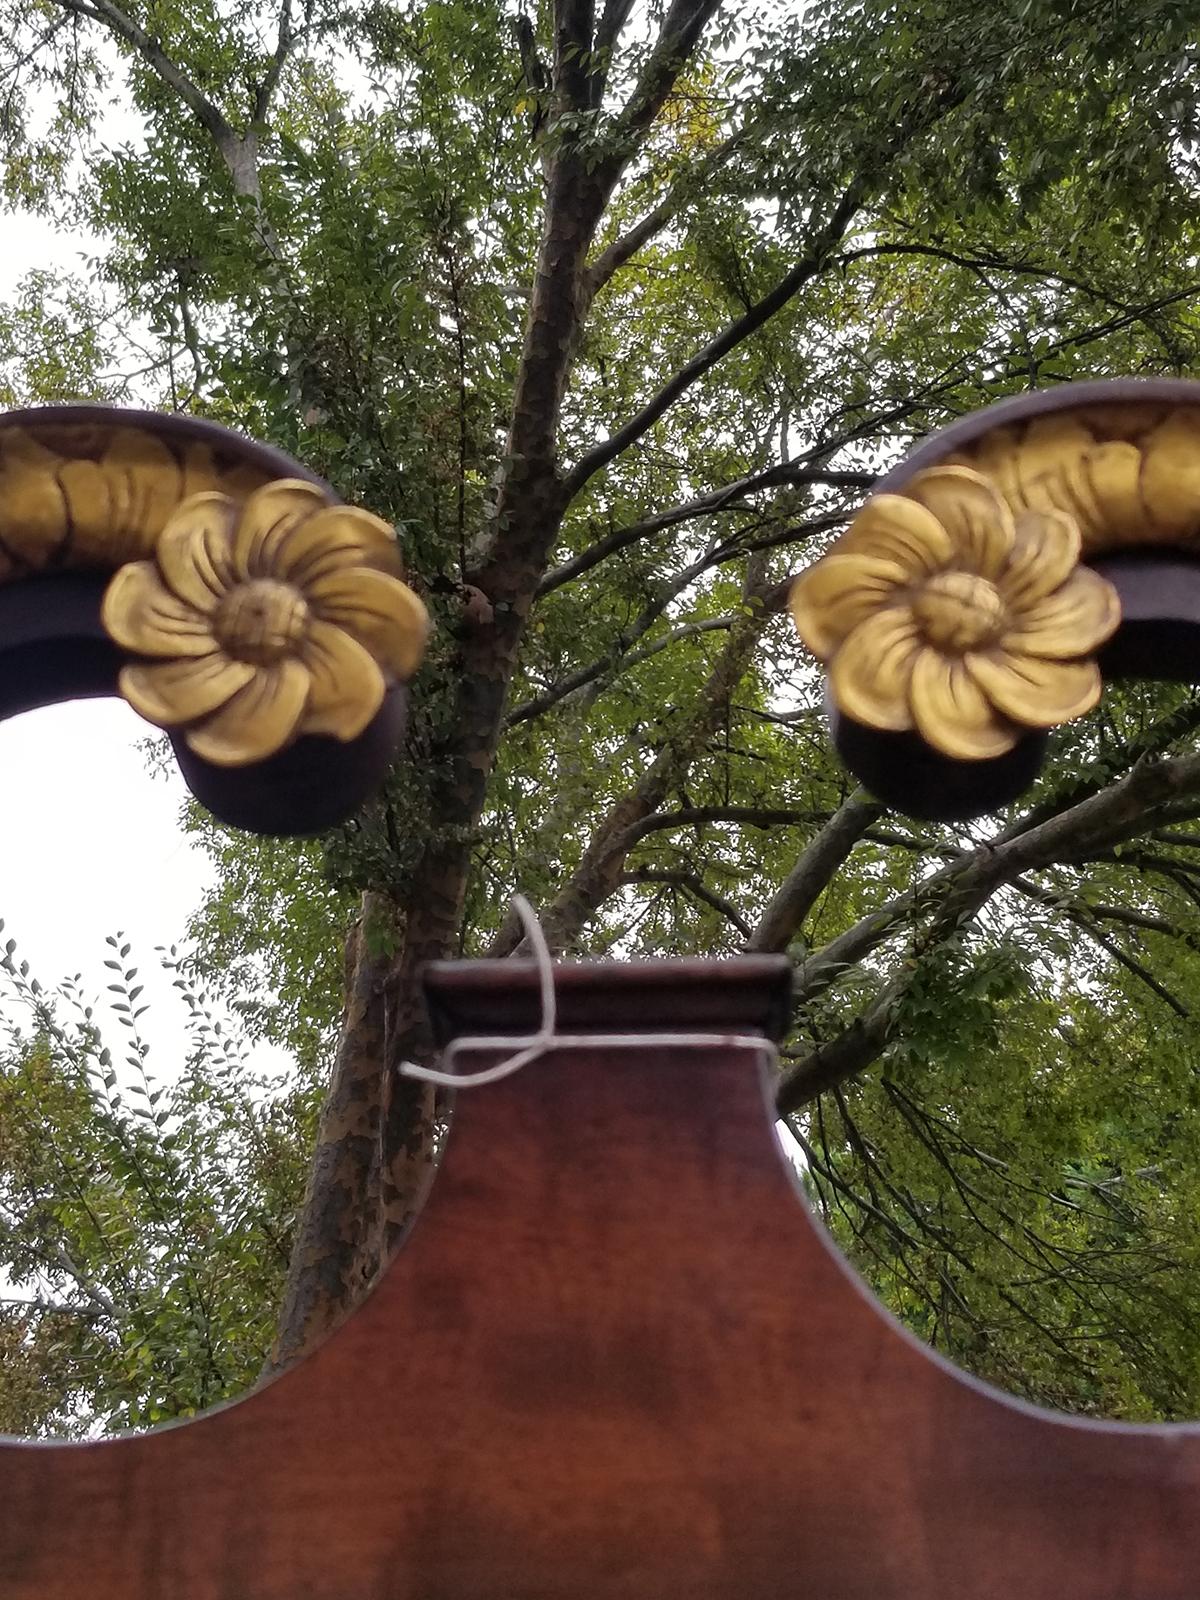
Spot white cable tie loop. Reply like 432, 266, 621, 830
399, 895, 779, 1089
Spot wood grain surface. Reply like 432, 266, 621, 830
2, 955, 1197, 1598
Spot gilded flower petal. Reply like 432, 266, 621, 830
910, 648, 1016, 760
186, 659, 310, 766
1002, 566, 1120, 659
828, 608, 920, 732
120, 653, 255, 728
838, 493, 953, 575
275, 505, 404, 587
102, 561, 216, 657
156, 494, 238, 613
1141, 410, 1200, 542
306, 568, 430, 680
790, 552, 909, 660
966, 650, 1101, 728
1000, 509, 1080, 611
300, 619, 386, 740
903, 466, 1013, 577
230, 480, 332, 580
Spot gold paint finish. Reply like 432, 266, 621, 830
215, 580, 311, 664
102, 480, 430, 766
912, 572, 1005, 652
791, 466, 1120, 761
0, 422, 270, 575
946, 404, 1200, 554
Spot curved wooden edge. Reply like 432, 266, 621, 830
829, 703, 1048, 819
3, 958, 1200, 1597
171, 684, 409, 836
422, 954, 795, 1043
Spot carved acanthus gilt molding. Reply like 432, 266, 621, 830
944, 405, 1200, 555
0, 421, 270, 576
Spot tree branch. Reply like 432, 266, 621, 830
608, 805, 834, 858
52, 0, 232, 144
835, 241, 1159, 316
506, 612, 734, 727
778, 745, 1200, 1115
564, 178, 868, 498
0, 1294, 102, 1319
583, 129, 743, 300
554, 0, 595, 113
540, 463, 869, 595
494, 575, 778, 955
619, 867, 752, 938
252, 0, 295, 124
747, 789, 885, 952
605, 0, 723, 153
1010, 877, 1193, 1017
50, 0, 283, 241
588, 0, 635, 105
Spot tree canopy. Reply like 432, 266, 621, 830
5, 0, 1200, 1431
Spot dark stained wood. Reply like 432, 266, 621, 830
3, 955, 1200, 1598
829, 704, 1047, 820
170, 684, 408, 836
1094, 555, 1200, 681
422, 954, 795, 1041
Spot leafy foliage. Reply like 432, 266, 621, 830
4, 0, 1200, 1427
0, 929, 318, 1435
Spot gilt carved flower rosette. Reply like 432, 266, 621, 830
789, 383, 1200, 818
102, 480, 429, 768
0, 407, 429, 834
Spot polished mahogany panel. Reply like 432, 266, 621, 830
1, 957, 1198, 1597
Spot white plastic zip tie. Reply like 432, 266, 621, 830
399, 895, 779, 1089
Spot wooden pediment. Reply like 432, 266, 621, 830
2, 958, 1199, 1598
